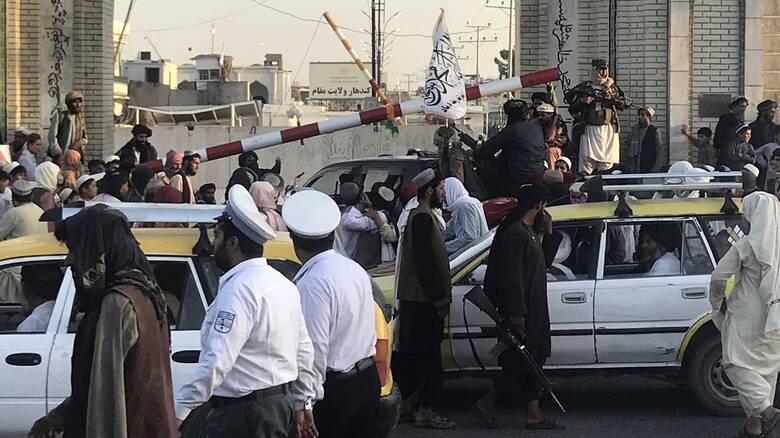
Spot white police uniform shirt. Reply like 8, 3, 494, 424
175, 258, 318, 419
292, 249, 376, 402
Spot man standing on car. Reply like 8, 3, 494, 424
284, 190, 381, 437
29, 204, 178, 438
174, 185, 318, 438
474, 183, 564, 430
394, 168, 455, 429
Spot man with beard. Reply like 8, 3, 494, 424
29, 204, 177, 438
715, 97, 749, 163
636, 223, 681, 276
473, 183, 564, 430
197, 183, 217, 204
394, 168, 455, 429
49, 90, 88, 160
116, 124, 159, 171
284, 190, 381, 438
228, 152, 282, 192
171, 151, 200, 203
175, 185, 318, 438
749, 100, 778, 149
10, 127, 29, 162
565, 59, 632, 174
475, 99, 549, 196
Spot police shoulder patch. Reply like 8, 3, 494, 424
214, 311, 236, 334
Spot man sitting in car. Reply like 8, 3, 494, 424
17, 265, 64, 332
636, 223, 681, 276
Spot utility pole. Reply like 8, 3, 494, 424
211, 23, 216, 54
371, 0, 377, 98
485, 0, 514, 77
459, 23, 498, 86
376, 0, 384, 94
403, 72, 415, 96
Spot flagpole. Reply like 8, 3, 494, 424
142, 68, 560, 172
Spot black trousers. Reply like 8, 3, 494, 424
394, 301, 445, 410
314, 363, 382, 438
205, 389, 294, 438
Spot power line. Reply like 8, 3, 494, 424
138, 3, 265, 33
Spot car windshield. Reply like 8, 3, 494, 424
449, 229, 496, 273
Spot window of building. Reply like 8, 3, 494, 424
145, 67, 160, 83
198, 70, 209, 80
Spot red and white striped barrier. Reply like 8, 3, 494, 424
143, 67, 561, 172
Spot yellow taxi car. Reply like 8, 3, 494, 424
373, 191, 749, 417
0, 219, 397, 436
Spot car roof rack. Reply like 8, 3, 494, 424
40, 201, 226, 223
579, 172, 743, 218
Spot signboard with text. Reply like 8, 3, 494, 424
309, 62, 373, 100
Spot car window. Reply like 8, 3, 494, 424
67, 260, 205, 333
681, 221, 714, 275
196, 257, 301, 304
699, 215, 749, 261
0, 261, 66, 334
309, 167, 354, 198
546, 223, 600, 281
605, 220, 692, 278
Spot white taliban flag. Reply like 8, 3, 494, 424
423, 10, 467, 120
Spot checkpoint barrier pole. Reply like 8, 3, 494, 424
143, 67, 561, 173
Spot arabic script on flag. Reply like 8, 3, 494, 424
423, 10, 467, 120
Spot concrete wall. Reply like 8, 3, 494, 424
128, 81, 199, 107
764, 0, 780, 103
205, 81, 249, 105
115, 124, 440, 201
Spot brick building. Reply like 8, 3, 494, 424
3, 0, 114, 161
516, 0, 779, 165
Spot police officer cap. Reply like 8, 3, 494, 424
282, 190, 341, 239
219, 185, 277, 245
11, 180, 34, 196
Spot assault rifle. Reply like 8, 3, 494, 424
464, 286, 566, 413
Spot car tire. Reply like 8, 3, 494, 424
688, 335, 742, 417
180, 402, 210, 438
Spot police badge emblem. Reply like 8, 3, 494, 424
214, 311, 236, 334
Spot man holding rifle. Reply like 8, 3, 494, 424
473, 183, 565, 430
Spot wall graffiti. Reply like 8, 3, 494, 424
44, 0, 71, 116
552, 0, 574, 92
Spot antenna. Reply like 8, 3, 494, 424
211, 23, 216, 54
144, 35, 164, 61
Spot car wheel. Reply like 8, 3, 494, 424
180, 402, 210, 438
688, 336, 742, 417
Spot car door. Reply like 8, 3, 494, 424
594, 218, 715, 364
47, 257, 209, 415
448, 221, 598, 371
0, 257, 68, 436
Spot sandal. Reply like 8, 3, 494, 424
526, 419, 566, 430
471, 402, 500, 429
762, 412, 780, 435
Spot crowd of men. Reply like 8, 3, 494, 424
7, 61, 780, 438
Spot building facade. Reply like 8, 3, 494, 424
4, 0, 114, 160
122, 52, 178, 89
516, 0, 777, 164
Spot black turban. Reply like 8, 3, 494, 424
640, 223, 681, 252
131, 124, 152, 137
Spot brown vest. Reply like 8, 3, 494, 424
66, 285, 177, 438
397, 208, 452, 304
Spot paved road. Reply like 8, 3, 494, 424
390, 375, 751, 438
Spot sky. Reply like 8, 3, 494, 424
114, 0, 514, 90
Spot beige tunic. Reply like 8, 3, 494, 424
710, 242, 780, 417
0, 202, 47, 241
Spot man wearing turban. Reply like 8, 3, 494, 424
48, 90, 87, 160
116, 124, 158, 171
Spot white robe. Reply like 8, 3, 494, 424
579, 124, 620, 166
710, 192, 780, 417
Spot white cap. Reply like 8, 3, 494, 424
744, 163, 760, 178
76, 175, 97, 190
11, 180, 34, 196
282, 190, 341, 239
59, 188, 74, 203
220, 185, 277, 245
104, 155, 120, 164
641, 106, 656, 118
14, 126, 29, 135
7, 161, 21, 174
556, 156, 572, 170
537, 103, 555, 113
